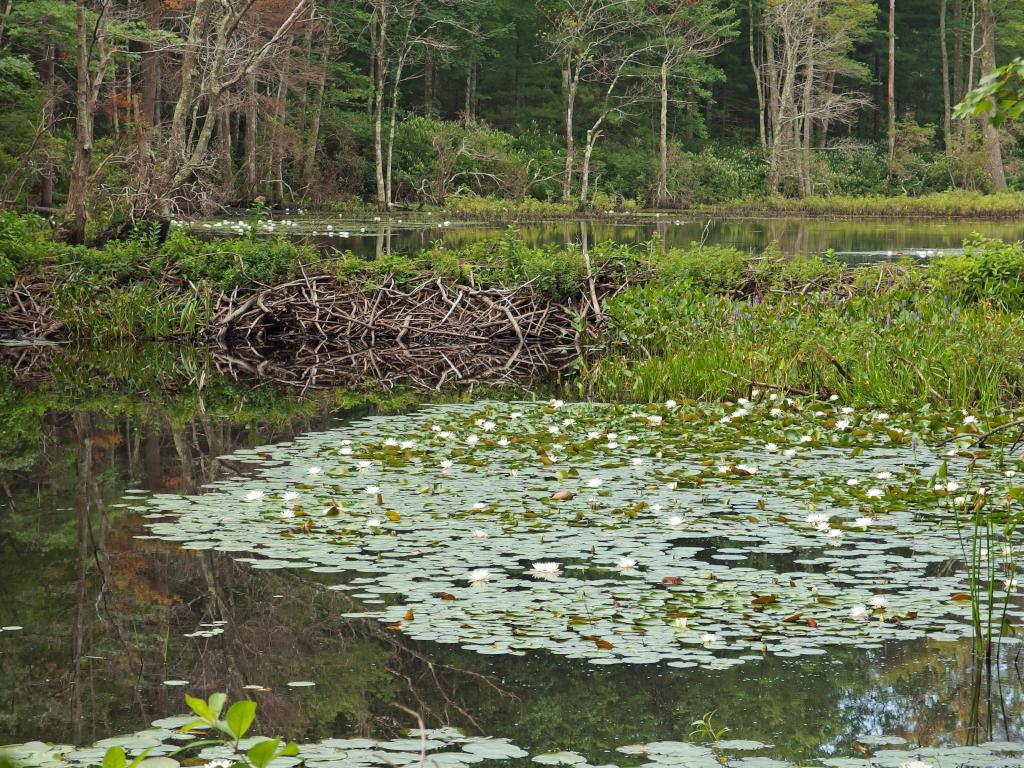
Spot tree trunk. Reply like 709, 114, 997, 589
373, 15, 387, 210
218, 110, 232, 192
140, 0, 161, 124
940, 0, 952, 150
562, 64, 577, 202
385, 53, 406, 210
748, 0, 766, 149
271, 42, 291, 205
464, 56, 476, 123
423, 52, 435, 112
39, 45, 55, 209
578, 129, 595, 211
656, 59, 669, 208
244, 69, 258, 196
303, 57, 326, 189
887, 0, 896, 167
64, 0, 104, 244
977, 0, 1006, 190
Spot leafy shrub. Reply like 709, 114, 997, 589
932, 236, 1024, 309
666, 145, 767, 205
656, 244, 748, 293
0, 211, 57, 284
159, 230, 319, 289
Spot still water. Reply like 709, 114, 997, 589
195, 214, 1024, 261
2, 343, 1023, 767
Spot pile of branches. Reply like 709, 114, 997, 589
212, 341, 573, 391
211, 273, 580, 345
0, 277, 63, 339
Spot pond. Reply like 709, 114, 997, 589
193, 214, 1024, 262
2, 343, 1024, 768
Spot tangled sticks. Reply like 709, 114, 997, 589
210, 274, 579, 345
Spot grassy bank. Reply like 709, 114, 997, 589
579, 238, 1024, 410
694, 190, 1024, 219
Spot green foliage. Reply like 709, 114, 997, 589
955, 56, 1024, 127
0, 211, 56, 285
159, 229, 320, 290
666, 146, 768, 205
655, 244, 748, 292
932, 236, 1024, 309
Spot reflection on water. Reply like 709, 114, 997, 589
198, 215, 1024, 260
1, 346, 1023, 763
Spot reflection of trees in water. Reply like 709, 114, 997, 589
2, 362, 1023, 758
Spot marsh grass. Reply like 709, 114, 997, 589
698, 190, 1024, 219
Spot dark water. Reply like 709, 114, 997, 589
1, 343, 1022, 763
197, 214, 1024, 261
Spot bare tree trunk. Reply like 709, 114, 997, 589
385, 52, 406, 210
940, 0, 952, 150
423, 52, 435, 112
140, 0, 161, 124
244, 70, 258, 196
978, 0, 1005, 190
373, 14, 388, 210
887, 0, 895, 167
64, 0, 108, 244
39, 45, 55, 209
271, 40, 292, 205
656, 59, 669, 207
578, 128, 596, 210
952, 0, 964, 104
748, 0, 766, 149
562, 63, 577, 202
303, 57, 326, 189
218, 110, 233, 192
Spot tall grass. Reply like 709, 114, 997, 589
698, 190, 1024, 219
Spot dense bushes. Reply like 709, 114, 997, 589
0, 211, 53, 285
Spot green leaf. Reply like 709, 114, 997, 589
185, 694, 212, 722
280, 743, 300, 757
225, 700, 257, 741
102, 747, 126, 768
247, 738, 280, 768
207, 693, 228, 721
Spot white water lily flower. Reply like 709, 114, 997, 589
498, 438, 510, 447
665, 399, 677, 408
400, 440, 414, 449
245, 490, 265, 502
827, 528, 844, 543
855, 517, 872, 529
805, 513, 829, 526
308, 466, 322, 475
283, 491, 299, 502
783, 448, 797, 458
587, 431, 602, 440
815, 521, 831, 533
770, 408, 782, 417
875, 471, 893, 480
835, 419, 850, 429
383, 438, 399, 447
473, 529, 488, 539
1004, 577, 1018, 591
532, 562, 560, 576
765, 443, 779, 452
547, 425, 560, 435
846, 478, 860, 486
647, 415, 663, 425
673, 617, 688, 629
481, 420, 496, 432
280, 510, 295, 519
562, 417, 576, 427
607, 441, 619, 449
702, 633, 717, 645
357, 460, 372, 470
668, 515, 684, 527
866, 488, 884, 499
1006, 470, 1017, 478
340, 446, 353, 455
977, 487, 988, 496
205, 760, 233, 768
717, 464, 732, 474
869, 595, 888, 609
899, 761, 932, 768
954, 496, 967, 507
666, 481, 678, 490
440, 459, 454, 470
631, 457, 644, 466
963, 415, 978, 425
466, 435, 480, 445
365, 518, 382, 529
768, 393, 778, 401
586, 478, 603, 488
799, 435, 813, 444
364, 485, 381, 495
850, 604, 867, 619
468, 569, 490, 583
616, 557, 637, 570
841, 406, 854, 414
430, 424, 442, 432
550, 399, 565, 409
471, 502, 487, 511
